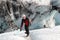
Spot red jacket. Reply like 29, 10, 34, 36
20, 17, 29, 28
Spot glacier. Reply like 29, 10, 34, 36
0, 0, 60, 40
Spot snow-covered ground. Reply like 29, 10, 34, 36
30, 25, 60, 40
0, 25, 60, 40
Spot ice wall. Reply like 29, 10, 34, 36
12, 0, 56, 29
0, 0, 60, 32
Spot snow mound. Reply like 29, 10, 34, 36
0, 30, 27, 40
0, 35, 27, 40
0, 26, 60, 40
30, 25, 60, 40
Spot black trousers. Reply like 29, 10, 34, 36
25, 26, 29, 35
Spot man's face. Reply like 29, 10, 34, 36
23, 16, 26, 19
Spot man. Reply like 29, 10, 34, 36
20, 14, 31, 37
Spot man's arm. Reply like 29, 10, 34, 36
26, 17, 31, 26
20, 19, 24, 31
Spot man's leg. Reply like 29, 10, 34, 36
25, 26, 29, 37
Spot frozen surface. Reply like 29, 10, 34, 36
54, 13, 60, 25
0, 25, 60, 40
30, 25, 60, 40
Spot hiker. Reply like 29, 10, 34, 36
20, 14, 31, 37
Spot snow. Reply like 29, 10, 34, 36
0, 30, 27, 40
0, 25, 60, 40
0, 36, 27, 40
18, 0, 50, 5
30, 26, 60, 40
0, 23, 60, 40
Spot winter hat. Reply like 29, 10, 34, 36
22, 14, 26, 17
